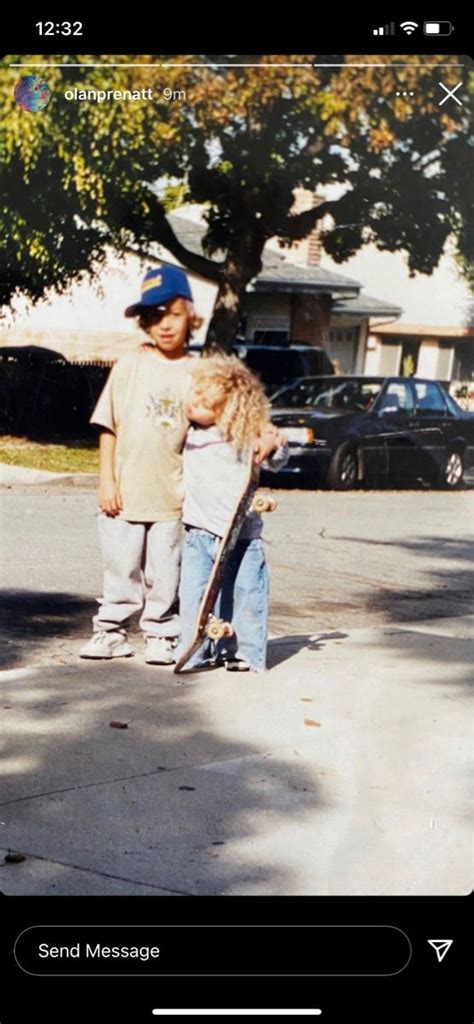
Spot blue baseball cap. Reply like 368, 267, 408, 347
124, 265, 193, 317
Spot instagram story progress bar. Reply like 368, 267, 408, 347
151, 1014, 323, 1018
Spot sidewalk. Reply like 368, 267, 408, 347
1, 614, 471, 896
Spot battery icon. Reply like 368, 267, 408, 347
424, 21, 453, 35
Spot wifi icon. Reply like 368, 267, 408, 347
400, 21, 419, 34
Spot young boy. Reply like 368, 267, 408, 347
80, 265, 201, 664
177, 356, 288, 672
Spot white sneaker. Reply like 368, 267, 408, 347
145, 637, 178, 665
80, 630, 133, 659
224, 658, 251, 672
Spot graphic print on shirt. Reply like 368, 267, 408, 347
145, 390, 184, 432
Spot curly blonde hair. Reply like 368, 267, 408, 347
190, 354, 269, 454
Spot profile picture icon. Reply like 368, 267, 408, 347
14, 75, 51, 112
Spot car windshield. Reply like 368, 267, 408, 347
272, 377, 383, 411
444, 391, 463, 416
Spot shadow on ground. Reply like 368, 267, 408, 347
0, 656, 330, 896
268, 631, 349, 668
0, 590, 92, 669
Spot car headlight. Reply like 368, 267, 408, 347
284, 427, 315, 444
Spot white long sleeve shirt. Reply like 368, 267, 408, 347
182, 425, 288, 539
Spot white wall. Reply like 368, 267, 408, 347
320, 241, 472, 330
417, 341, 441, 378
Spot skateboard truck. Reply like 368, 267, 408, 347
250, 494, 277, 513
205, 616, 234, 642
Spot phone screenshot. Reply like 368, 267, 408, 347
1, 16, 472, 1023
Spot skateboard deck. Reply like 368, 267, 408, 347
174, 453, 276, 673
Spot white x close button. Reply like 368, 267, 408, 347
438, 82, 463, 106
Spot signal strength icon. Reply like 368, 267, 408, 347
400, 21, 419, 34
373, 22, 395, 35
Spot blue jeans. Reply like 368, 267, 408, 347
178, 527, 269, 671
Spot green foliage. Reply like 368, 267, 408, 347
1, 54, 472, 327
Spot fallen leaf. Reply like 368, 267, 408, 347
109, 720, 128, 729
5, 852, 26, 864
304, 718, 321, 728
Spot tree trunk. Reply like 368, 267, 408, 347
203, 228, 264, 353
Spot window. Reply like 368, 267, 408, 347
376, 381, 414, 414
272, 378, 382, 411
414, 382, 448, 416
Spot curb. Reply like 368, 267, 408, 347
0, 463, 98, 487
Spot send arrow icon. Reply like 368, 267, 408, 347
428, 939, 453, 962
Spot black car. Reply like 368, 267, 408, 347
267, 375, 474, 490
188, 343, 334, 393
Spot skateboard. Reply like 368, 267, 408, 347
174, 453, 277, 673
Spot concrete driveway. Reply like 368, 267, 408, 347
1, 480, 472, 895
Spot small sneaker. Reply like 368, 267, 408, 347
80, 630, 133, 659
224, 658, 251, 672
145, 637, 178, 665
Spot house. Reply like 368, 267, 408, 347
283, 187, 474, 383
365, 322, 474, 382
317, 232, 474, 383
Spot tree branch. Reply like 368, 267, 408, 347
145, 203, 224, 282
279, 199, 340, 239
280, 179, 391, 240
116, 195, 225, 281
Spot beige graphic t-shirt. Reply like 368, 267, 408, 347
91, 350, 192, 522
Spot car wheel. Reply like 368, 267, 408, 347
437, 450, 464, 489
327, 445, 359, 490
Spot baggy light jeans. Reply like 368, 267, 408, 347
93, 512, 182, 638
177, 526, 269, 671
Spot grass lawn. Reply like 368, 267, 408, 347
0, 436, 99, 473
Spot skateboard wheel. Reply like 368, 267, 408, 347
206, 618, 234, 641
251, 494, 277, 513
